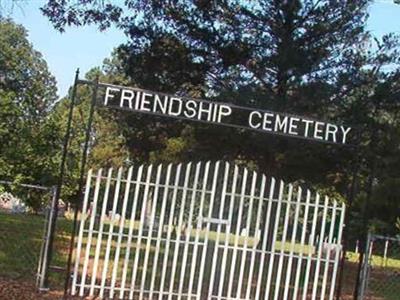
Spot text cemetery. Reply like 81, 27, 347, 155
103, 86, 352, 145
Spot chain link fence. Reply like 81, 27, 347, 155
359, 234, 400, 300
0, 180, 72, 292
0, 177, 398, 299
0, 181, 53, 283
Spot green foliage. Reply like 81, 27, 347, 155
51, 70, 130, 203
5, 3, 399, 242
40, 1, 374, 181
367, 178, 400, 236
0, 18, 57, 116
39, 0, 400, 236
0, 212, 72, 284
396, 218, 400, 234
0, 18, 59, 209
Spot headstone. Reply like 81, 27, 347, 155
0, 192, 27, 214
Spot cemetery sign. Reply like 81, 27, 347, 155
100, 84, 353, 145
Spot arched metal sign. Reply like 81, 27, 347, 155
89, 80, 354, 146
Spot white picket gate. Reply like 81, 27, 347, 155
71, 161, 345, 299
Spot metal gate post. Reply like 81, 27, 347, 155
358, 232, 372, 299
336, 144, 361, 300
63, 75, 99, 297
37, 185, 58, 291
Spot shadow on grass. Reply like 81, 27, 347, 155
0, 212, 72, 288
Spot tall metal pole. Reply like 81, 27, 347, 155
42, 69, 80, 289
358, 232, 372, 299
63, 75, 99, 297
354, 153, 377, 300
38, 186, 58, 291
336, 150, 361, 300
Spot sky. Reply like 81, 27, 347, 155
5, 0, 400, 97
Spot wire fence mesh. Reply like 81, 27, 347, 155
0, 181, 73, 293
1, 178, 397, 299
360, 234, 400, 300
0, 211, 46, 280
0, 185, 51, 282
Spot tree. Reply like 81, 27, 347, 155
41, 1, 368, 106
0, 18, 59, 209
42, 1, 370, 189
50, 67, 131, 203
41, 1, 400, 236
0, 19, 57, 183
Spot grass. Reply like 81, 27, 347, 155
1, 212, 399, 298
80, 214, 316, 254
0, 212, 72, 286
0, 212, 315, 294
346, 251, 400, 269
345, 251, 400, 299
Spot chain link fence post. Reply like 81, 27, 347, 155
358, 232, 371, 299
357, 233, 400, 300
37, 185, 58, 291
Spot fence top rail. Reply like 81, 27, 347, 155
88, 174, 344, 210
0, 180, 53, 191
86, 162, 346, 210
370, 234, 400, 242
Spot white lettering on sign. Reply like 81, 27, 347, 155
120, 89, 134, 108
103, 87, 233, 124
314, 122, 324, 140
275, 115, 288, 133
245, 110, 352, 144
263, 112, 274, 131
249, 111, 262, 129
104, 87, 119, 106
288, 117, 299, 135
102, 86, 353, 145
340, 126, 352, 144
325, 124, 338, 143
219, 105, 232, 122
302, 119, 314, 137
